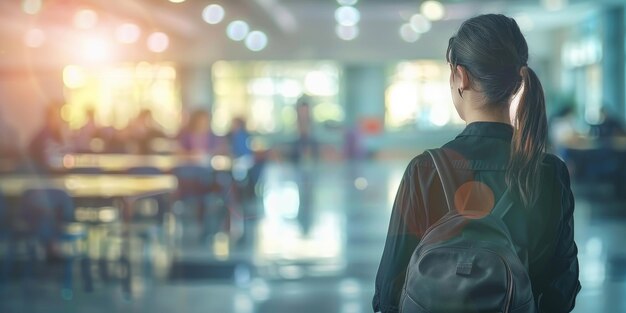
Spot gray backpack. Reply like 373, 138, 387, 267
399, 149, 537, 313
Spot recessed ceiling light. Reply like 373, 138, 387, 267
202, 4, 225, 25
420, 1, 445, 21
336, 24, 359, 41
410, 14, 431, 33
115, 23, 141, 44
335, 6, 360, 27
245, 31, 268, 52
400, 24, 420, 43
227, 20, 250, 41
337, 0, 358, 5
147, 32, 169, 53
73, 9, 98, 29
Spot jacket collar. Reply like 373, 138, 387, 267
455, 122, 514, 141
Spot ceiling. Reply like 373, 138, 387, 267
0, 0, 621, 67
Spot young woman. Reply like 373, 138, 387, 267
373, 14, 581, 313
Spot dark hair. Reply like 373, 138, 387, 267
447, 14, 547, 207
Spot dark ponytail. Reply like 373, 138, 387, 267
507, 67, 547, 207
447, 14, 547, 207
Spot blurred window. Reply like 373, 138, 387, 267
385, 61, 463, 130
63, 62, 182, 136
211, 61, 342, 135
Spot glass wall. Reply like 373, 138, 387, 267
62, 62, 182, 135
211, 61, 342, 136
385, 61, 463, 130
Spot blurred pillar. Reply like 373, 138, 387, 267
342, 64, 386, 128
602, 6, 625, 122
179, 66, 213, 110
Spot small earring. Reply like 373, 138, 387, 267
458, 88, 464, 99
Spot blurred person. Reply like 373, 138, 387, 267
28, 103, 73, 171
177, 109, 221, 155
228, 117, 268, 200
589, 106, 625, 138
0, 115, 19, 159
0, 114, 20, 173
229, 117, 252, 159
374, 15, 580, 313
293, 96, 319, 163
126, 109, 166, 154
74, 108, 101, 152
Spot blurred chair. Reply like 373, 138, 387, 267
172, 165, 228, 242
17, 189, 92, 295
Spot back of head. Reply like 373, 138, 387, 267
447, 14, 548, 207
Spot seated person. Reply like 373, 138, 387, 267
28, 104, 73, 171
126, 109, 166, 154
177, 110, 222, 155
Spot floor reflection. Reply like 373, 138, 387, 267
0, 160, 624, 313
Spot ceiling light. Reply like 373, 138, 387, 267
81, 37, 111, 62
115, 23, 141, 44
63, 65, 86, 89
335, 6, 360, 27
24, 28, 45, 48
399, 24, 420, 43
420, 1, 445, 21
22, 0, 42, 15
337, 0, 358, 5
147, 32, 169, 53
541, 0, 568, 11
410, 14, 431, 33
169, 0, 186, 3
245, 31, 268, 52
202, 4, 225, 24
73, 9, 98, 29
227, 20, 250, 41
336, 24, 359, 41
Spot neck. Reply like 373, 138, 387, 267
463, 106, 511, 126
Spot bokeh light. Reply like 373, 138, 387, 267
420, 0, 445, 21
227, 20, 250, 41
337, 0, 358, 5
81, 37, 112, 62
147, 32, 170, 53
73, 9, 98, 30
335, 24, 359, 41
22, 0, 42, 15
410, 14, 432, 33
24, 28, 45, 48
202, 4, 225, 25
245, 31, 268, 52
400, 24, 420, 43
335, 6, 360, 27
63, 65, 86, 89
115, 23, 141, 44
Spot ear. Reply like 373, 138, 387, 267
455, 65, 470, 90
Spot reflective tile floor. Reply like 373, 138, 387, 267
0, 160, 624, 313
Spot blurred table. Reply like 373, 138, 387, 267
561, 136, 626, 151
47, 153, 232, 173
0, 174, 177, 221
0, 174, 177, 199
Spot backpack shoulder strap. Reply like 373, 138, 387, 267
426, 149, 457, 213
491, 188, 515, 219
